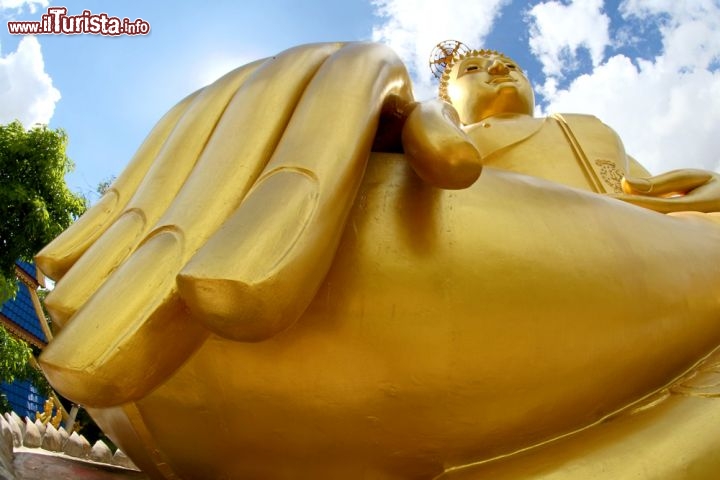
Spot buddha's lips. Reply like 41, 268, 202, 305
488, 76, 514, 84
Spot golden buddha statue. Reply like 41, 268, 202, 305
35, 42, 720, 479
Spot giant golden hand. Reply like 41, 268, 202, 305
36, 42, 414, 406
617, 169, 720, 213
34, 42, 720, 479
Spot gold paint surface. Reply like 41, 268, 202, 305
37, 43, 720, 478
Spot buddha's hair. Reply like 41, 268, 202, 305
438, 49, 521, 102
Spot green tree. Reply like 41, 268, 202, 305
0, 325, 33, 385
96, 175, 116, 197
0, 121, 86, 301
0, 324, 51, 413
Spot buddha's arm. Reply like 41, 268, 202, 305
627, 155, 651, 178
617, 166, 720, 213
401, 99, 482, 189
608, 141, 720, 214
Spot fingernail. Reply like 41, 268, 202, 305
44, 209, 146, 328
629, 178, 652, 193
179, 168, 318, 341
35, 190, 120, 280
41, 229, 206, 407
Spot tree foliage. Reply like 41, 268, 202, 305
0, 323, 52, 413
0, 324, 33, 384
96, 175, 116, 197
0, 121, 86, 300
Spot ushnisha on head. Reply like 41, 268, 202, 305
438, 48, 535, 125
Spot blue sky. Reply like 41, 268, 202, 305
1, 0, 719, 202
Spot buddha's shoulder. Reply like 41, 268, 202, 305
548, 112, 620, 136
466, 113, 615, 140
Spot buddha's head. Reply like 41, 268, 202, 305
439, 49, 534, 125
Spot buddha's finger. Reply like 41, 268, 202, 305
402, 99, 482, 189
40, 228, 206, 407
38, 45, 344, 405
35, 90, 199, 281
178, 42, 414, 341
44, 61, 262, 327
151, 42, 344, 245
622, 169, 714, 196
612, 184, 720, 213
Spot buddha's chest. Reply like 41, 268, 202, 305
466, 114, 628, 193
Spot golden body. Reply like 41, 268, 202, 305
37, 43, 720, 478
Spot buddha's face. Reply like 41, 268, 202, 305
445, 54, 534, 124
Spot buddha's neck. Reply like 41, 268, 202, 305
463, 114, 543, 158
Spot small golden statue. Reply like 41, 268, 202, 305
35, 42, 720, 479
35, 397, 62, 429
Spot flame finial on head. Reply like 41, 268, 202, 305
429, 40, 471, 79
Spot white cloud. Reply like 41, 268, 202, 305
0, 0, 47, 14
371, 0, 510, 100
621, 0, 720, 72
533, 0, 720, 174
527, 0, 611, 78
0, 36, 60, 126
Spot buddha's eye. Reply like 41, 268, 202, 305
507, 64, 516, 69
465, 65, 479, 72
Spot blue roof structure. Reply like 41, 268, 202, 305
0, 260, 47, 346
0, 281, 47, 344
1, 380, 44, 420
15, 260, 37, 281
0, 261, 49, 418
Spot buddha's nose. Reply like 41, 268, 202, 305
488, 59, 509, 75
